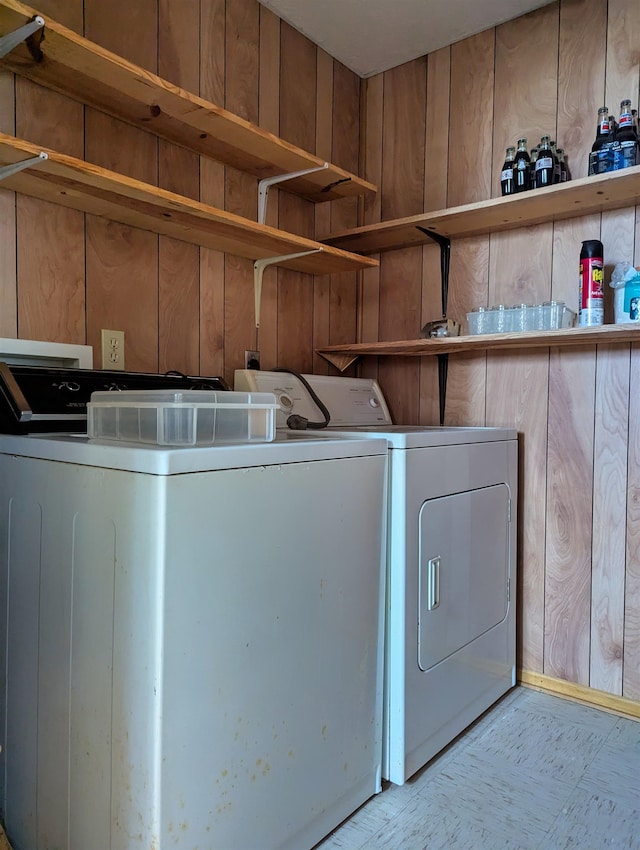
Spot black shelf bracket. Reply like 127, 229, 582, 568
416, 227, 451, 425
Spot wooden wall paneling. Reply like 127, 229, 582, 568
557, 0, 607, 182
623, 212, 640, 699
257, 6, 280, 370
444, 31, 495, 427
157, 0, 200, 375
553, 0, 613, 688
380, 60, 427, 222
377, 59, 427, 423
223, 0, 260, 386
311, 47, 333, 375
544, 347, 595, 685
277, 24, 316, 370
591, 342, 629, 693
327, 62, 359, 368
357, 74, 383, 382
441, 237, 489, 427
199, 0, 226, 379
0, 65, 16, 337
489, 6, 558, 673
626, 364, 640, 697
487, 350, 549, 673
603, 0, 640, 697
588, 209, 633, 693
424, 46, 450, 214
377, 252, 422, 425
420, 46, 451, 425
15, 0, 85, 346
418, 240, 441, 425
84, 0, 159, 372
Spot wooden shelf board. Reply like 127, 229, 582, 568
0, 134, 377, 274
324, 166, 640, 254
0, 0, 376, 203
316, 325, 640, 371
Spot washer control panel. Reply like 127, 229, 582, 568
234, 370, 392, 428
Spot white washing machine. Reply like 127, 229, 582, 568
236, 370, 518, 785
0, 346, 389, 850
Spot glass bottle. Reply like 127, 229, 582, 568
588, 106, 609, 175
514, 137, 531, 192
616, 99, 638, 169
529, 147, 539, 189
549, 140, 561, 183
535, 136, 555, 188
500, 146, 516, 196
556, 147, 569, 182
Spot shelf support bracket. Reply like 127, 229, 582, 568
416, 227, 452, 426
0, 151, 48, 182
0, 15, 44, 59
258, 163, 329, 224
253, 249, 321, 328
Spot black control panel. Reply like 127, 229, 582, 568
0, 364, 230, 434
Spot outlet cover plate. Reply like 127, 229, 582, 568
101, 329, 125, 371
244, 349, 260, 370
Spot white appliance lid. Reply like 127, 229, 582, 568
311, 424, 517, 448
0, 431, 387, 474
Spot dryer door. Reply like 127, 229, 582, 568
417, 484, 510, 672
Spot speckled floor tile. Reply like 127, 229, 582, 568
537, 788, 640, 850
348, 789, 534, 850
313, 689, 639, 850
462, 699, 611, 784
314, 782, 414, 850
416, 749, 571, 847
513, 690, 619, 738
576, 722, 640, 809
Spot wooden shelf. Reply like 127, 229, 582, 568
323, 165, 640, 254
0, 134, 378, 274
317, 325, 640, 371
0, 0, 376, 204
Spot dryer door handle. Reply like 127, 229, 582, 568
426, 556, 440, 611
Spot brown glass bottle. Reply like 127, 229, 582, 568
588, 106, 609, 175
500, 146, 516, 196
514, 138, 531, 192
616, 99, 638, 169
535, 136, 555, 188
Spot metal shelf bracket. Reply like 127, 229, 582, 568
0, 15, 44, 59
0, 150, 48, 182
253, 249, 321, 328
258, 163, 329, 224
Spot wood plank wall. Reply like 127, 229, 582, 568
0, 0, 360, 386
361, 0, 640, 700
2, 0, 639, 705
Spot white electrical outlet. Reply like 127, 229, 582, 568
101, 329, 125, 371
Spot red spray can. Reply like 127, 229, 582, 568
579, 239, 604, 326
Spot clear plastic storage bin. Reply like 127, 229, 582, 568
87, 390, 279, 446
466, 301, 576, 335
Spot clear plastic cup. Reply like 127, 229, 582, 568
467, 306, 488, 335
492, 305, 507, 334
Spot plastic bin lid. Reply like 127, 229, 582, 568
88, 390, 278, 407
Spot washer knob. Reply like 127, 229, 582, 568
279, 393, 293, 410
369, 397, 380, 408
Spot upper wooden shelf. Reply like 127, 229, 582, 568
0, 0, 376, 204
0, 134, 378, 274
317, 325, 640, 371
324, 165, 640, 254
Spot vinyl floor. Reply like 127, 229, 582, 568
315, 686, 640, 850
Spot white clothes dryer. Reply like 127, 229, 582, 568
236, 370, 518, 785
